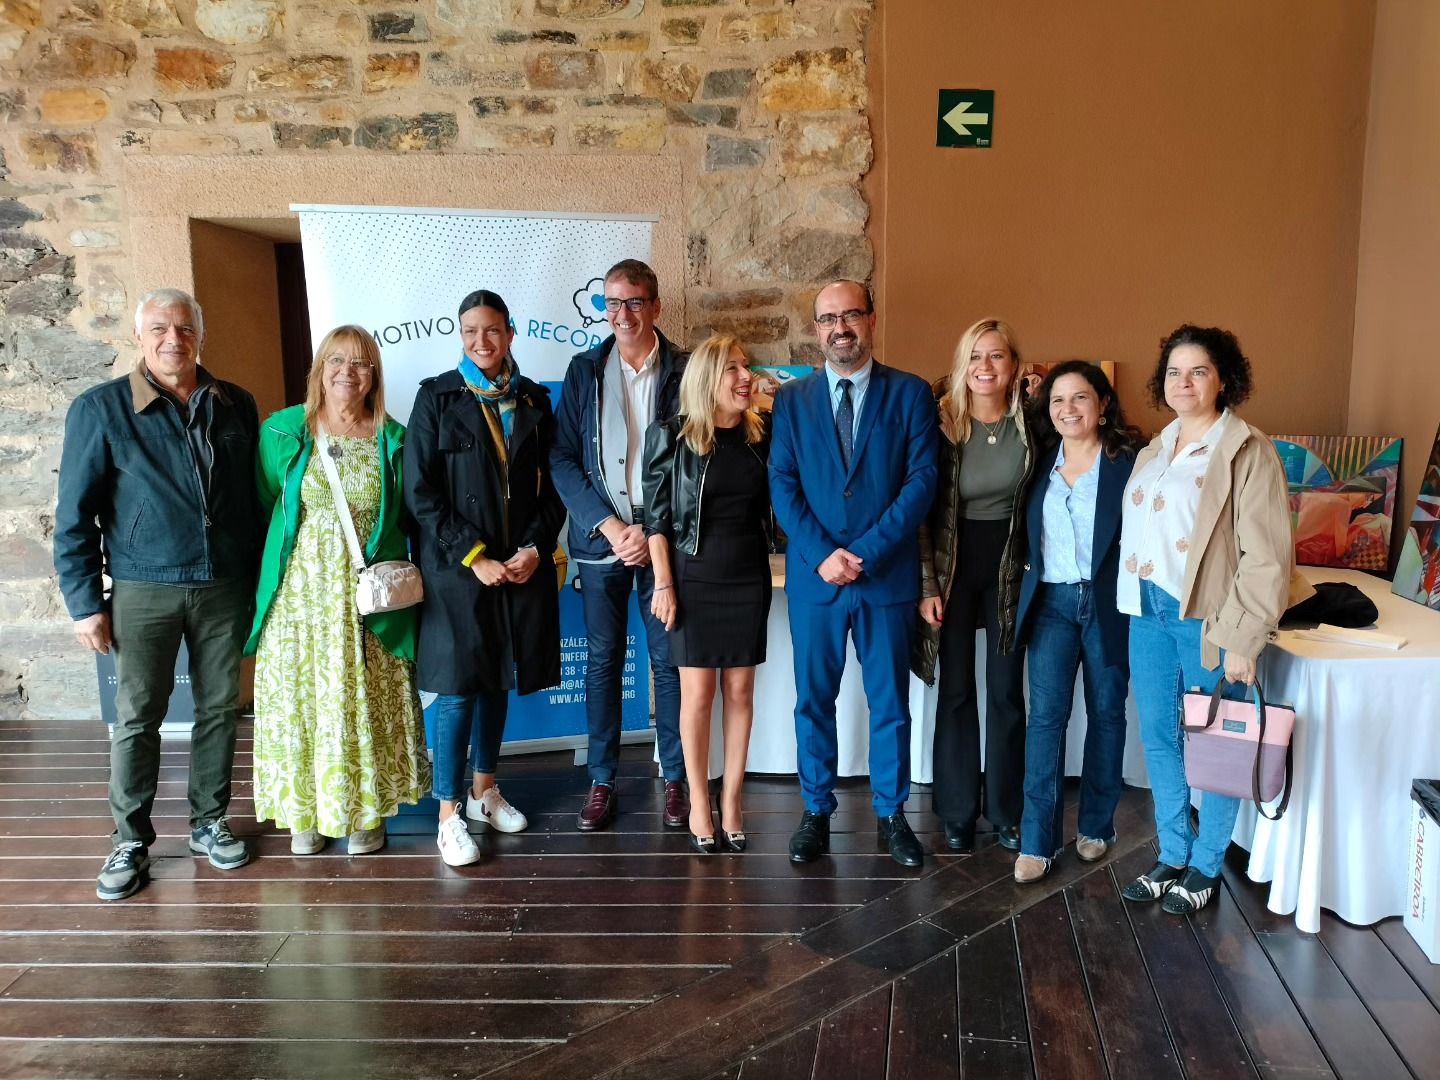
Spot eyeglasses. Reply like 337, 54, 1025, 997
324, 355, 374, 371
604, 297, 652, 312
813, 309, 871, 328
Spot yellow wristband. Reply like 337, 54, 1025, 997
460, 540, 487, 567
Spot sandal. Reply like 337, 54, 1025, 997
1161, 867, 1220, 915
1120, 861, 1186, 903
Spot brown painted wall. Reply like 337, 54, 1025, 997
870, 1, 1375, 437
190, 220, 287, 422
1347, 0, 1440, 533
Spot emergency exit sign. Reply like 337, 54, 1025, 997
937, 89, 994, 148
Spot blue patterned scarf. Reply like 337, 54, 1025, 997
458, 351, 518, 459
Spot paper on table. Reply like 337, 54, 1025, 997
1289, 623, 1408, 650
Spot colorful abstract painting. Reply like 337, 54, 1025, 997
750, 364, 816, 412
1270, 434, 1401, 572
1393, 424, 1440, 610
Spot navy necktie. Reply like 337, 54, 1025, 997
836, 378, 855, 468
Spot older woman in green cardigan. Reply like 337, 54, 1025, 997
246, 326, 429, 855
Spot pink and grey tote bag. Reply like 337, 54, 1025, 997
1182, 678, 1295, 821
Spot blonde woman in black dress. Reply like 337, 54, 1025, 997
643, 334, 773, 854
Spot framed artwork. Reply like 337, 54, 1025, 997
1393, 423, 1440, 610
1270, 434, 1401, 572
1020, 360, 1117, 398
750, 363, 816, 412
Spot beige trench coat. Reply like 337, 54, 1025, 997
1131, 413, 1315, 669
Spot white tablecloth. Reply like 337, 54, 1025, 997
695, 586, 1150, 786
1238, 567, 1440, 932
679, 566, 1440, 934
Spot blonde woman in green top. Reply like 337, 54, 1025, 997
246, 325, 429, 855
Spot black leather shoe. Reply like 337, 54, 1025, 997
878, 813, 924, 868
944, 821, 975, 853
688, 831, 717, 854
788, 811, 830, 864
997, 824, 1021, 852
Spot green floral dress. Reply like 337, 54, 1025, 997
253, 436, 430, 837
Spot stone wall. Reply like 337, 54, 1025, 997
0, 0, 873, 720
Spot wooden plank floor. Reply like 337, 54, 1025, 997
0, 719, 1436, 1079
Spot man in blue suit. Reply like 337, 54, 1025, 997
769, 280, 938, 868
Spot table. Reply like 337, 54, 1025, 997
1238, 566, 1440, 933
690, 557, 1149, 786
687, 564, 1440, 935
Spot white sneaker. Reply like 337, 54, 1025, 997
437, 813, 480, 866
347, 824, 386, 855
290, 828, 324, 855
465, 785, 528, 833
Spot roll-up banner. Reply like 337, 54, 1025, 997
292, 204, 655, 751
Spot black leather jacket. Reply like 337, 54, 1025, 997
641, 415, 775, 556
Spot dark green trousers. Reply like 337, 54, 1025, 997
108, 579, 251, 847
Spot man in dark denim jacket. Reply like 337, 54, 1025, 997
53, 288, 261, 901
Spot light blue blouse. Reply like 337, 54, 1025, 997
1040, 444, 1101, 583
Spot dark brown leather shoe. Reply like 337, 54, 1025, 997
577, 783, 617, 832
662, 781, 688, 828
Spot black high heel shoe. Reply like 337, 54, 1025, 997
688, 831, 717, 854
716, 787, 745, 853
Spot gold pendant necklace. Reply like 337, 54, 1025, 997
978, 417, 1003, 445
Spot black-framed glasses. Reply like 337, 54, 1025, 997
814, 309, 871, 328
604, 297, 652, 312
324, 355, 374, 371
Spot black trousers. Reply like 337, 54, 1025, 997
932, 517, 1027, 829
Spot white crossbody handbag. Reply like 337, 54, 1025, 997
315, 429, 424, 615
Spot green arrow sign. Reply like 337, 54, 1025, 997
937, 89, 994, 148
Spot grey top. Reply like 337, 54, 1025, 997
959, 416, 1025, 521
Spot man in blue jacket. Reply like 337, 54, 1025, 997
550, 260, 687, 832
53, 288, 260, 900
769, 280, 938, 868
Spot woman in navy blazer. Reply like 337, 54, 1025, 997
1011, 361, 1141, 883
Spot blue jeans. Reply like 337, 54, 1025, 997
1021, 583, 1128, 859
431, 691, 508, 802
576, 561, 683, 784
1129, 580, 1242, 877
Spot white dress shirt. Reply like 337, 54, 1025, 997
618, 335, 660, 508
1117, 410, 1231, 616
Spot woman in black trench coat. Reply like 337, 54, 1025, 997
405, 289, 565, 866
